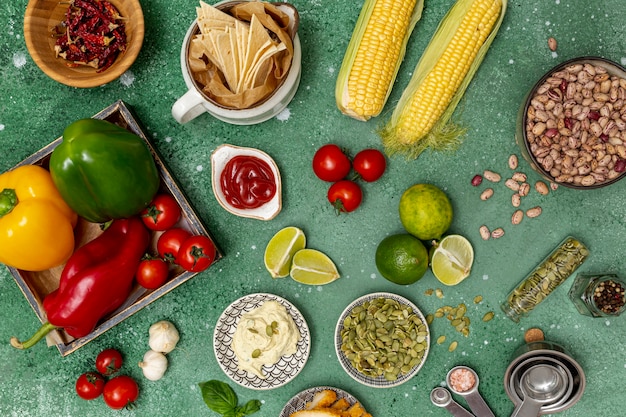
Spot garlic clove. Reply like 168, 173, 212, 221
148, 320, 180, 354
211, 144, 282, 221
139, 349, 168, 381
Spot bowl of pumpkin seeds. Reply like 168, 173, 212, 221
335, 292, 430, 388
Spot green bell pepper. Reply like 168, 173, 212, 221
49, 118, 160, 223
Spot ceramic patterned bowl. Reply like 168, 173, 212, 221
335, 292, 430, 388
213, 293, 310, 390
24, 0, 144, 88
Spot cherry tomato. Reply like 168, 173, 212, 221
141, 194, 182, 231
177, 235, 217, 272
353, 149, 386, 182
95, 348, 123, 376
157, 228, 192, 262
312, 144, 351, 182
136, 258, 169, 289
327, 180, 363, 213
75, 372, 105, 400
103, 375, 139, 410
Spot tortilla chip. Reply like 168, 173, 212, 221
190, 1, 295, 108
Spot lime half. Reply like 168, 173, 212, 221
264, 227, 306, 278
290, 249, 340, 285
431, 235, 474, 286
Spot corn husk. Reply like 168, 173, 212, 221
335, 0, 425, 121
380, 0, 508, 159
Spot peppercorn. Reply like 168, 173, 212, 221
592, 279, 626, 315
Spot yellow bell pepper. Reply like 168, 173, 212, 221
0, 165, 77, 271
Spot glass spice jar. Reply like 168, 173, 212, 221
501, 236, 589, 322
568, 273, 626, 317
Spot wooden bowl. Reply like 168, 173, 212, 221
24, 0, 144, 88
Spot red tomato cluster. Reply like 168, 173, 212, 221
136, 194, 217, 289
312, 145, 386, 214
75, 348, 140, 410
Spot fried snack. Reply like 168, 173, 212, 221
291, 389, 373, 417
189, 1, 294, 109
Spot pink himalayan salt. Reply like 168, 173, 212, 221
449, 368, 476, 392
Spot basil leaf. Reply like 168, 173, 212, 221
241, 399, 262, 415
199, 380, 238, 414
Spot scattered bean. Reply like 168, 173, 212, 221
535, 181, 550, 195
526, 206, 543, 218
547, 37, 557, 51
479, 225, 490, 241
511, 210, 524, 225
508, 154, 519, 170
505, 178, 520, 191
512, 172, 527, 182
480, 188, 494, 201
471, 175, 483, 186
483, 170, 501, 182
511, 193, 521, 207
518, 182, 530, 197
491, 228, 505, 239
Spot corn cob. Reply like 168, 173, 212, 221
380, 0, 507, 158
335, 0, 425, 121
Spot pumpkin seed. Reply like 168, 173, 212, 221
482, 311, 495, 322
437, 335, 446, 344
473, 295, 483, 304
448, 341, 458, 352
251, 349, 261, 358
340, 297, 428, 379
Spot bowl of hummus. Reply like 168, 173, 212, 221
214, 293, 310, 390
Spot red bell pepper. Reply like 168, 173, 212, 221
10, 217, 149, 349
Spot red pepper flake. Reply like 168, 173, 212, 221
52, 0, 127, 72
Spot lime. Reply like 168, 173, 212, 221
290, 249, 340, 285
399, 184, 453, 241
375, 234, 429, 285
431, 234, 474, 286
264, 227, 306, 278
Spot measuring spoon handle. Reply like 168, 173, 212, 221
445, 401, 477, 417
464, 392, 496, 417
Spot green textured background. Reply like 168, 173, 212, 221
1, 0, 625, 416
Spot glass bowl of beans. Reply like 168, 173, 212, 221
515, 56, 626, 189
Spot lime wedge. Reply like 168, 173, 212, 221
431, 235, 474, 286
290, 249, 340, 285
264, 227, 306, 278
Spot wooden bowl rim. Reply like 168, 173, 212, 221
23, 0, 145, 88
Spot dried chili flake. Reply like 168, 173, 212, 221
53, 0, 126, 72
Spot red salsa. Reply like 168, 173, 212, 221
220, 155, 276, 209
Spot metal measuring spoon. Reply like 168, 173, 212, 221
446, 366, 495, 417
430, 387, 476, 417
510, 364, 569, 417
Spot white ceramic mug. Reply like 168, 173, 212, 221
171, 4, 302, 125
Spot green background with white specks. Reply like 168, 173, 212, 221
1, 0, 625, 416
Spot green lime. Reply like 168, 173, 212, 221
290, 249, 340, 285
431, 234, 474, 286
399, 184, 453, 241
375, 234, 429, 285
264, 227, 306, 278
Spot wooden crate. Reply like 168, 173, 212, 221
6, 100, 222, 355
